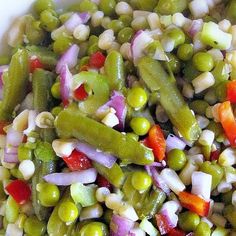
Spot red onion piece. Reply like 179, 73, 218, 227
96, 91, 127, 130
60, 64, 73, 106
4, 148, 18, 163
43, 168, 97, 186
166, 134, 186, 153
56, 44, 80, 74
110, 214, 135, 236
187, 19, 203, 38
131, 30, 153, 64
75, 141, 117, 168
79, 12, 91, 23
6, 128, 23, 147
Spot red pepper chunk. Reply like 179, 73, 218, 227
5, 180, 31, 205
89, 52, 106, 69
210, 150, 220, 161
148, 125, 166, 162
63, 149, 92, 171
227, 80, 236, 103
218, 101, 236, 147
0, 121, 10, 134
178, 191, 210, 217
168, 228, 185, 236
74, 84, 88, 101
155, 214, 174, 235
30, 57, 44, 73
96, 174, 112, 191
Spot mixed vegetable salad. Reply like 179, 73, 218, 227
2, 0, 236, 235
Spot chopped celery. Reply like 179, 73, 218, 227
139, 218, 159, 236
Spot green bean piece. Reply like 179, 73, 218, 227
212, 61, 230, 86
0, 56, 10, 65
25, 15, 46, 45
189, 100, 209, 116
134, 0, 158, 11
226, 0, 236, 24
118, 27, 134, 44
119, 15, 133, 27
34, 0, 55, 14
177, 43, 194, 61
93, 162, 125, 188
223, 204, 236, 229
199, 161, 224, 190
167, 53, 181, 74
193, 52, 214, 72
104, 51, 125, 91
138, 57, 201, 141
99, 0, 116, 16
53, 34, 73, 55
214, 81, 228, 102
126, 132, 139, 141
3, 217, 8, 230
108, 20, 125, 34
24, 216, 46, 236
0, 182, 6, 201
5, 196, 19, 223
167, 149, 187, 171
40, 9, 60, 32
18, 144, 33, 161
220, 190, 233, 205
79, 222, 109, 236
194, 221, 211, 236
56, 108, 154, 165
34, 141, 56, 162
207, 121, 223, 138
183, 61, 201, 82
26, 46, 58, 68
77, 0, 98, 13
178, 211, 200, 232
156, 0, 187, 14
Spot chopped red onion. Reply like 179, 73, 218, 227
110, 214, 135, 236
6, 128, 23, 147
96, 91, 127, 130
166, 134, 186, 152
56, 44, 80, 74
131, 30, 153, 64
44, 168, 97, 186
75, 141, 117, 168
60, 64, 73, 106
187, 19, 203, 38
4, 148, 18, 163
24, 110, 37, 136
64, 13, 90, 33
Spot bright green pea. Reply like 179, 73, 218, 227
51, 106, 63, 116
156, 0, 187, 14
177, 44, 194, 61
134, 0, 158, 11
34, 0, 55, 14
40, 9, 60, 32
18, 144, 33, 161
192, 52, 214, 72
131, 171, 152, 191
89, 35, 99, 46
53, 35, 73, 54
127, 87, 147, 109
58, 201, 79, 223
130, 117, 151, 136
24, 216, 46, 236
78, 0, 98, 13
167, 149, 187, 171
167, 53, 181, 74
131, 17, 149, 31
189, 100, 209, 115
178, 211, 200, 232
119, 15, 133, 27
118, 27, 134, 44
79, 222, 108, 236
51, 82, 60, 99
6, 196, 19, 223
37, 183, 60, 207
194, 221, 211, 236
87, 43, 100, 56
166, 28, 185, 48
99, 0, 116, 16
108, 20, 124, 34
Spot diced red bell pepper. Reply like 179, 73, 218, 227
210, 150, 220, 161
178, 191, 210, 217
96, 174, 112, 191
218, 101, 236, 147
148, 125, 166, 162
73, 84, 88, 101
89, 52, 106, 69
168, 228, 186, 236
155, 213, 174, 235
0, 121, 10, 134
227, 80, 236, 103
62, 149, 92, 171
30, 57, 44, 73
5, 180, 31, 205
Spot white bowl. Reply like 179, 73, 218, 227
0, 0, 79, 55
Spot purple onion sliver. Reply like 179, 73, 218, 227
78, 12, 91, 23
43, 168, 97, 186
64, 13, 82, 33
0, 65, 9, 73
5, 146, 18, 154
4, 150, 18, 163
6, 128, 23, 147
187, 19, 203, 38
166, 134, 186, 152
75, 142, 117, 168
56, 44, 80, 74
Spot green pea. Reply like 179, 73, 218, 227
18, 144, 33, 161
127, 87, 147, 109
207, 121, 223, 138
37, 183, 60, 207
40, 9, 60, 32
34, 0, 55, 14
220, 190, 233, 205
194, 221, 211, 236
177, 43, 194, 61
99, 0, 116, 16
167, 149, 187, 171
53, 34, 73, 54
10, 168, 24, 179
131, 171, 152, 191
79, 222, 108, 236
167, 53, 181, 74
51, 106, 63, 116
87, 43, 100, 56
51, 82, 60, 99
215, 81, 228, 102
189, 100, 209, 116
126, 132, 139, 141
178, 211, 200, 232
130, 117, 151, 136
58, 201, 79, 223
134, 0, 158, 11
192, 52, 214, 72
118, 27, 134, 44
78, 0, 98, 13
108, 20, 124, 34
5, 196, 19, 223
119, 15, 133, 27
131, 17, 149, 31
24, 216, 46, 236
156, 0, 187, 14
89, 35, 99, 46
166, 28, 185, 48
